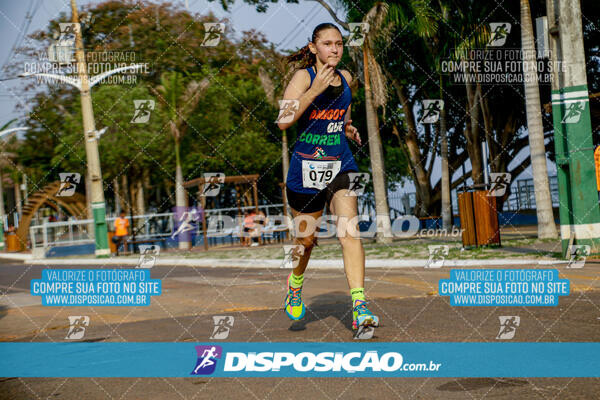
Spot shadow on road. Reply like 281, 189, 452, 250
288, 291, 355, 333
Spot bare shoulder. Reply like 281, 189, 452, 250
339, 69, 353, 84
284, 68, 311, 98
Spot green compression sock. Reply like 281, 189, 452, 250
350, 287, 366, 305
289, 273, 304, 288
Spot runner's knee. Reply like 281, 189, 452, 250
296, 235, 317, 251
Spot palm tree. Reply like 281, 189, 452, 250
520, 0, 558, 239
152, 72, 209, 249
258, 63, 295, 221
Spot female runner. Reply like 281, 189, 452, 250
277, 22, 379, 332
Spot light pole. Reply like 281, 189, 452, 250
0, 127, 28, 251
19, 2, 145, 257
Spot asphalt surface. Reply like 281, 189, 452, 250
1, 259, 599, 399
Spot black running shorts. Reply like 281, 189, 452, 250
285, 170, 358, 214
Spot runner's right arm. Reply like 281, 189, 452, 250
277, 65, 336, 130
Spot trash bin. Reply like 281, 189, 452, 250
458, 190, 501, 247
5, 232, 19, 252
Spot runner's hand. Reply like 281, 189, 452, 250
345, 119, 361, 145
311, 63, 336, 95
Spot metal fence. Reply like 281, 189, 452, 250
29, 204, 286, 249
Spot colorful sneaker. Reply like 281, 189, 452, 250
284, 274, 305, 320
352, 299, 379, 330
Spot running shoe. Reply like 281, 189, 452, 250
284, 273, 305, 320
352, 299, 379, 330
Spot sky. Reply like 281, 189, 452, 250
0, 0, 345, 123
0, 0, 553, 203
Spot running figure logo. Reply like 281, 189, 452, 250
420, 100, 444, 124
47, 23, 79, 64
561, 101, 586, 124
488, 23, 511, 47
281, 245, 305, 269
131, 100, 155, 124
210, 316, 234, 339
65, 316, 89, 340
276, 100, 299, 124
200, 173, 225, 197
496, 316, 520, 339
426, 245, 449, 268
137, 245, 160, 268
191, 345, 222, 375
201, 23, 225, 47
311, 147, 327, 160
347, 23, 369, 46
567, 245, 590, 269
171, 207, 201, 239
488, 173, 511, 197
86, 127, 108, 142
56, 173, 81, 197
344, 172, 370, 196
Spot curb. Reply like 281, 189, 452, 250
17, 257, 570, 268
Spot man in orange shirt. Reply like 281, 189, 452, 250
113, 212, 130, 254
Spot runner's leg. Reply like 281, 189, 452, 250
289, 206, 323, 276
329, 189, 364, 289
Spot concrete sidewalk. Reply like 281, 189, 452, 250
1, 254, 570, 268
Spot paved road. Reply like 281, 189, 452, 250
1, 259, 599, 399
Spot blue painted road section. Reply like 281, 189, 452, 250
1, 343, 598, 377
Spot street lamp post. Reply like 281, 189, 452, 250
18, 2, 145, 257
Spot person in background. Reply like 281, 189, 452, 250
112, 211, 130, 254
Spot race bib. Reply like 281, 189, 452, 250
301, 160, 341, 190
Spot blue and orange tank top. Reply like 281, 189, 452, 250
286, 66, 358, 194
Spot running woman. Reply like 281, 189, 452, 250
277, 23, 379, 332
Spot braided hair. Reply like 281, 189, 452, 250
285, 23, 342, 70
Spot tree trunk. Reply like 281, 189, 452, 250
175, 141, 190, 249
0, 170, 5, 220
521, 0, 558, 239
463, 73, 484, 185
136, 179, 145, 229
121, 174, 129, 214
440, 88, 452, 228
14, 177, 22, 217
363, 39, 392, 242
113, 178, 121, 215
